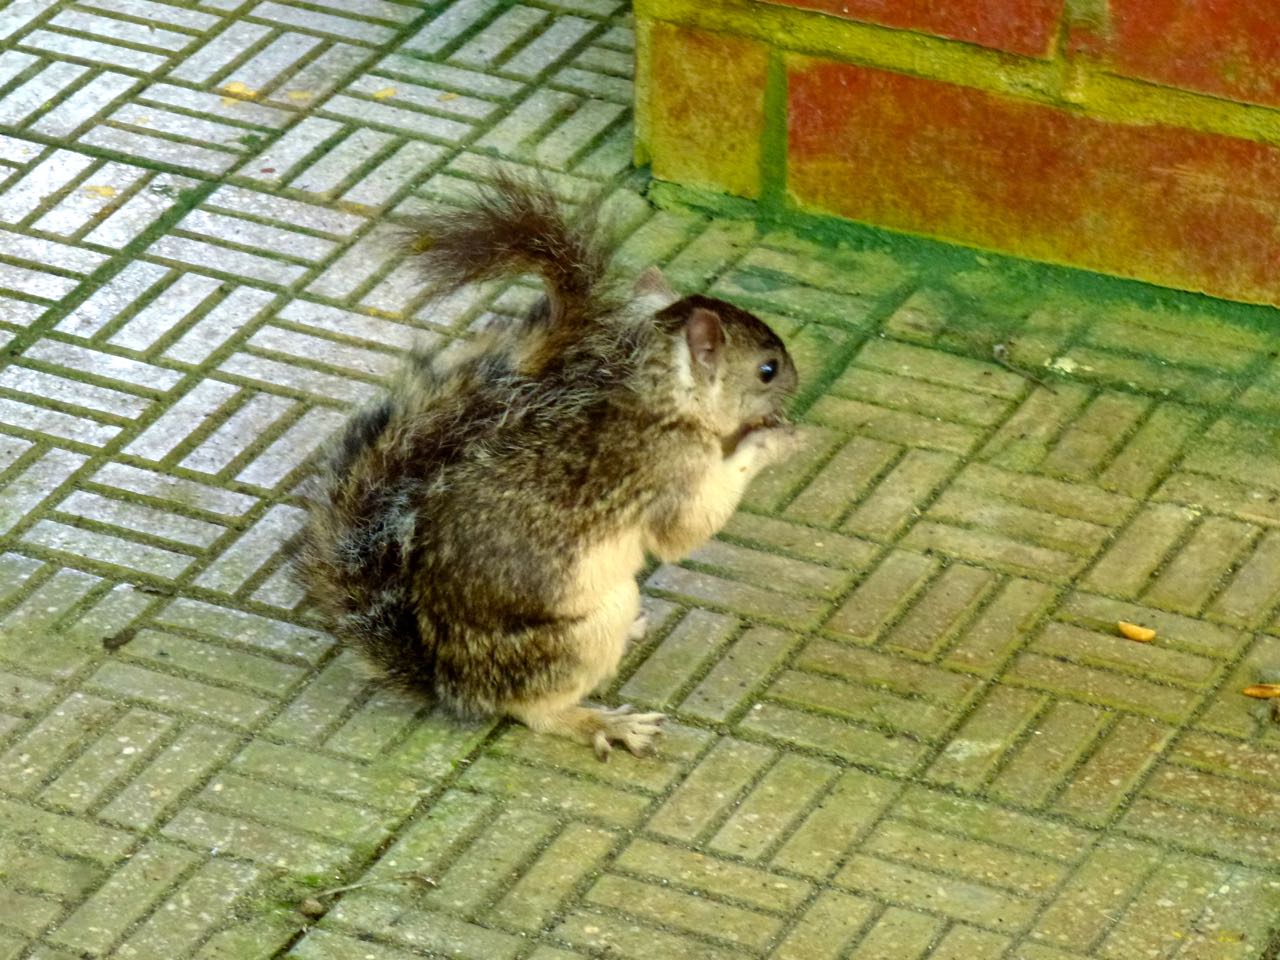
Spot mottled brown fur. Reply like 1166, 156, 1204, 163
291, 177, 798, 759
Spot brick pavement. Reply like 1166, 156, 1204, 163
1, 1, 1278, 958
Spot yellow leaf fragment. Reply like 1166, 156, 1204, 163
1241, 684, 1280, 699
219, 81, 258, 106
82, 185, 118, 199
286, 89, 314, 103
438, 92, 459, 101
1117, 621, 1156, 642
372, 87, 397, 100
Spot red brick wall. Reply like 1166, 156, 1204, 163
1084, 1, 1280, 109
637, 0, 1280, 305
761, 0, 1065, 58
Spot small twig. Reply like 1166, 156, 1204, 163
298, 872, 438, 919
313, 871, 438, 900
993, 343, 1057, 394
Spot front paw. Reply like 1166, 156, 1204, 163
626, 612, 649, 644
734, 423, 801, 467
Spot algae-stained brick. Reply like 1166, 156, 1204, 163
786, 53, 1280, 305
758, 0, 1064, 58
641, 20, 767, 198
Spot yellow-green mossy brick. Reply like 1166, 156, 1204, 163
645, 21, 768, 199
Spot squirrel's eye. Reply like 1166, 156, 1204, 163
758, 359, 778, 384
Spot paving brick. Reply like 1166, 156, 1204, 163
1121, 797, 1280, 870
842, 448, 958, 541
0, 447, 87, 534
162, 805, 347, 873
1050, 714, 1174, 825
1096, 853, 1234, 960
1142, 515, 1259, 614
841, 851, 1043, 929
1059, 591, 1245, 657
554, 906, 739, 960
679, 625, 800, 722
825, 549, 938, 642
646, 563, 828, 628
336, 893, 529, 959
87, 660, 273, 727
943, 576, 1054, 674
123, 629, 305, 696
809, 393, 986, 454
589, 873, 784, 951
897, 785, 1094, 862
630, 610, 749, 710
646, 736, 774, 841
618, 837, 812, 912
1098, 401, 1206, 498
833, 365, 1015, 428
91, 462, 257, 517
1081, 502, 1197, 599
84, 173, 202, 249
1, 569, 105, 675
925, 685, 1044, 791
870, 818, 1067, 898
1031, 621, 1219, 687
49, 841, 200, 955
1207, 527, 1280, 626
883, 563, 996, 658
740, 425, 844, 514
493, 821, 617, 931
114, 858, 261, 959
782, 435, 899, 527
423, 806, 565, 914
722, 517, 872, 573
772, 890, 876, 960
3, 3, 1279, 955
987, 700, 1109, 809
0, 692, 118, 796
39, 706, 176, 813
288, 928, 427, 960
740, 700, 929, 773
707, 752, 836, 860
98, 722, 241, 830
692, 538, 850, 598
846, 907, 943, 960
460, 754, 653, 828
769, 667, 955, 741
1003, 652, 1201, 723
0, 834, 99, 904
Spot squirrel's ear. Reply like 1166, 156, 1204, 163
685, 307, 724, 371
633, 265, 676, 299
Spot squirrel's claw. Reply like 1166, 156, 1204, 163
593, 732, 611, 762
592, 706, 666, 761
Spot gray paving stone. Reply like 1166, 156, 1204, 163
168, 20, 273, 84
21, 29, 172, 71
0, 148, 95, 223
1, 2, 1277, 958
82, 173, 202, 248
80, 124, 237, 174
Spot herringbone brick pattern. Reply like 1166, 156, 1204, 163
1, 1, 1278, 958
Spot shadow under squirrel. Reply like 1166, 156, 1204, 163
291, 176, 798, 759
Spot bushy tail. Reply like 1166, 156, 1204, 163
405, 172, 615, 330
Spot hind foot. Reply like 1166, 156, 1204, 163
508, 700, 666, 761
589, 705, 665, 761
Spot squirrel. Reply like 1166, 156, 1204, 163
291, 175, 798, 760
